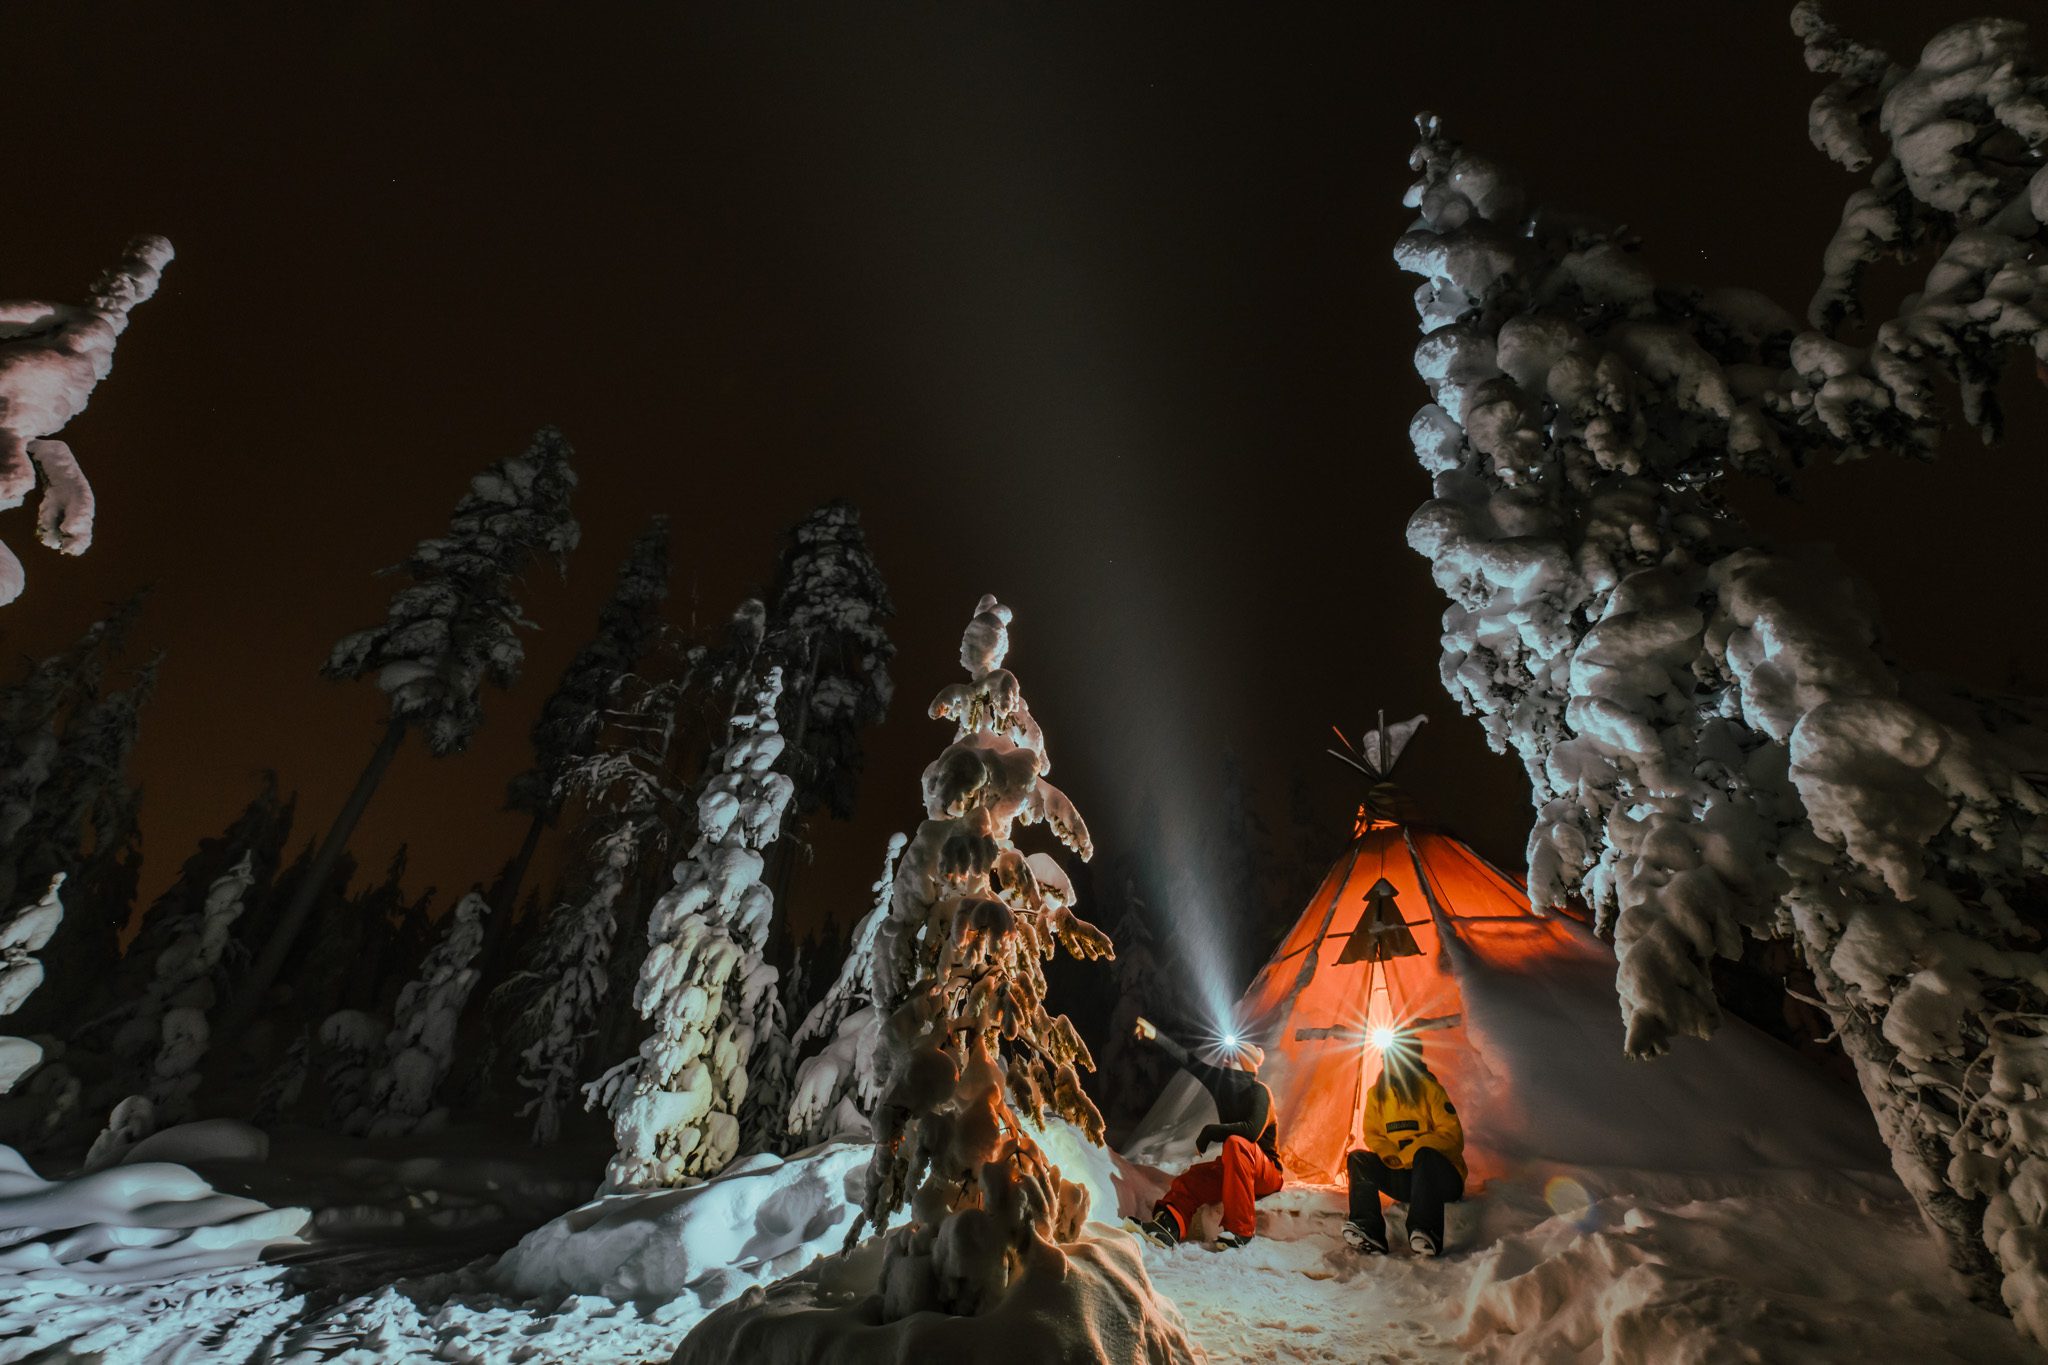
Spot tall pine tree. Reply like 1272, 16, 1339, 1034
229, 429, 579, 1027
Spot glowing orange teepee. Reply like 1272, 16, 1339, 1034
1228, 714, 1533, 1184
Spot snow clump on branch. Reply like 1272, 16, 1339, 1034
0, 237, 173, 606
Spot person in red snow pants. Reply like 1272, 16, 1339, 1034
1133, 1018, 1285, 1249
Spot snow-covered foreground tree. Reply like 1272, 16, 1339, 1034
1396, 7, 2048, 1333
855, 594, 1110, 1302
592, 615, 793, 1190
344, 891, 490, 1138
230, 429, 579, 1027
0, 875, 63, 1094
0, 236, 174, 605
679, 596, 1196, 1364
786, 831, 905, 1145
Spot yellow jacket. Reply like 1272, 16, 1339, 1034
1361, 1069, 1466, 1178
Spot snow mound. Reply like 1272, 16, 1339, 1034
674, 1227, 1200, 1365
0, 1141, 306, 1284
1025, 1114, 1126, 1223
1445, 914, 1887, 1175
494, 1141, 866, 1305
123, 1117, 270, 1167
1458, 1173, 2029, 1363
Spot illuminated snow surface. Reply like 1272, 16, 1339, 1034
3, 913, 2043, 1362
0, 1127, 2038, 1364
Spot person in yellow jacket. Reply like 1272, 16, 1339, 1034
1343, 1044, 1465, 1257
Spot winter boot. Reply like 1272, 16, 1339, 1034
1342, 1221, 1387, 1255
1212, 1229, 1251, 1251
1409, 1228, 1440, 1258
1133, 1209, 1183, 1249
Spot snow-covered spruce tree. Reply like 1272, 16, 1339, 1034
9, 653, 157, 1035
737, 962, 793, 1155
231, 429, 579, 1027
482, 516, 672, 978
103, 773, 292, 1038
318, 1009, 381, 1130
513, 836, 629, 1146
764, 500, 897, 827
591, 621, 792, 1189
0, 235, 174, 606
252, 1027, 311, 1128
1396, 10, 2048, 1327
102, 854, 255, 1128
787, 831, 906, 1145
0, 605, 136, 909
852, 595, 1111, 1318
83, 1094, 153, 1171
0, 874, 64, 1094
346, 891, 491, 1138
503, 668, 685, 1146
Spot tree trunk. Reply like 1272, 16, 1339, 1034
1791, 904, 2003, 1307
224, 718, 407, 1033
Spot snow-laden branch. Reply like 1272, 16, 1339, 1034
0, 237, 173, 605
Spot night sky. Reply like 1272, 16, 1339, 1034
4, 2, 2044, 994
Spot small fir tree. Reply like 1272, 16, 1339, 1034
855, 595, 1111, 1319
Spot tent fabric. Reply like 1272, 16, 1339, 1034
1233, 819, 1521, 1183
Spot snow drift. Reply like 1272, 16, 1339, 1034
673, 1229, 1199, 1365
0, 1140, 306, 1283
494, 1142, 867, 1307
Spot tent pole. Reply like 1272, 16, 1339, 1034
1403, 826, 1462, 961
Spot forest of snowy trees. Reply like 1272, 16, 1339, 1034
0, 429, 910, 1186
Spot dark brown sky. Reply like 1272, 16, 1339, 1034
3, 2, 2042, 994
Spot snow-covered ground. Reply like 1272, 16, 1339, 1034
1132, 1173, 2029, 1364
3, 1107, 2039, 1363
4, 904, 2043, 1362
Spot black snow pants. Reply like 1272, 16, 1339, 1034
1345, 1146, 1463, 1247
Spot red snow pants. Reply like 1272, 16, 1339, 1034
1159, 1135, 1284, 1238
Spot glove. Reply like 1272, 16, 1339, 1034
1195, 1124, 1228, 1152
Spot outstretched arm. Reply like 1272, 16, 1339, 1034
1139, 1020, 1228, 1088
